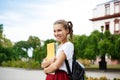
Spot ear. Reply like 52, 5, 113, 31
66, 29, 69, 34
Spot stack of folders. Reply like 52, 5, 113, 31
46, 42, 57, 60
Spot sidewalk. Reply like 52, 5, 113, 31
0, 67, 120, 80
0, 67, 46, 80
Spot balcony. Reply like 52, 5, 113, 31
114, 30, 120, 34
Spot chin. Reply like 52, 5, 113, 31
56, 39, 61, 42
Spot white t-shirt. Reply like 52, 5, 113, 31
56, 42, 74, 73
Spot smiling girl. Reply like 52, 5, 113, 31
41, 19, 74, 80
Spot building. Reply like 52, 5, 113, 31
90, 0, 120, 65
90, 0, 120, 34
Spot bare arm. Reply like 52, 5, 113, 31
41, 57, 56, 68
44, 50, 66, 73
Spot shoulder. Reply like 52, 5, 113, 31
62, 42, 74, 59
62, 42, 74, 49
64, 42, 73, 47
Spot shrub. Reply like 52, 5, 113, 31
113, 78, 120, 80
86, 76, 108, 80
78, 59, 91, 66
1, 59, 41, 69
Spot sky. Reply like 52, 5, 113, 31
0, 0, 111, 42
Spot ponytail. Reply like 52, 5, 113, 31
67, 21, 73, 42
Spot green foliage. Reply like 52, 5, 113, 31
114, 38, 120, 60
14, 40, 31, 58
107, 43, 115, 58
73, 30, 120, 62
0, 23, 120, 69
73, 35, 81, 58
88, 31, 101, 56
42, 39, 56, 58
44, 39, 56, 47
2, 60, 27, 68
103, 30, 111, 39
0, 24, 3, 38
27, 36, 41, 49
28, 59, 40, 69
74, 35, 88, 59
0, 45, 16, 65
98, 39, 111, 56
2, 59, 41, 69
0, 53, 7, 64
84, 45, 96, 60
33, 46, 44, 63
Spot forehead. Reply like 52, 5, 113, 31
53, 24, 64, 29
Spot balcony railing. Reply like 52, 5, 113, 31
114, 30, 120, 34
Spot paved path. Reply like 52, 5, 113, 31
0, 67, 120, 80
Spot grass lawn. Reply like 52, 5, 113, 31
85, 64, 120, 70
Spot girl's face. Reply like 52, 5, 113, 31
53, 24, 68, 43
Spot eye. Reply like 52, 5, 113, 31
54, 30, 56, 33
57, 29, 62, 32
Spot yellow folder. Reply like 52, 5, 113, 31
46, 42, 55, 60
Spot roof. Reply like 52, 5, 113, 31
96, 0, 120, 6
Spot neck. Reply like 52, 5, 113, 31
61, 39, 68, 44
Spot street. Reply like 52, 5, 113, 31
0, 67, 120, 80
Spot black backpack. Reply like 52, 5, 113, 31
65, 51, 85, 80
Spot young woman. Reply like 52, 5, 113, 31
41, 19, 74, 80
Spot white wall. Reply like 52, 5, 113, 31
95, 5, 105, 17
92, 18, 116, 34
92, 0, 120, 34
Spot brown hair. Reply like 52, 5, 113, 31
54, 19, 73, 42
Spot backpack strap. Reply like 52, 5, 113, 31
65, 50, 76, 79
65, 59, 72, 79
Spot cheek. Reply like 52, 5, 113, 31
54, 33, 56, 38
60, 33, 67, 40
53, 32, 56, 38
63, 32, 68, 36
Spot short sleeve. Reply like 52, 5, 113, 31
61, 42, 74, 60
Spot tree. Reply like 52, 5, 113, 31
73, 35, 88, 59
14, 41, 29, 58
114, 37, 120, 60
97, 30, 112, 70
0, 24, 13, 48
84, 45, 96, 60
2, 37, 13, 48
98, 39, 111, 56
27, 36, 41, 61
88, 30, 101, 56
43, 39, 56, 55
33, 39, 54, 63
0, 24, 14, 64
0, 24, 3, 38
27, 36, 41, 49
73, 35, 81, 58
103, 30, 111, 39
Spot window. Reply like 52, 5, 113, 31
114, 19, 120, 34
114, 2, 120, 13
105, 4, 110, 15
105, 22, 110, 31
115, 23, 119, 31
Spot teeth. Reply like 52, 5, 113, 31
56, 37, 60, 38
56, 36, 60, 39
